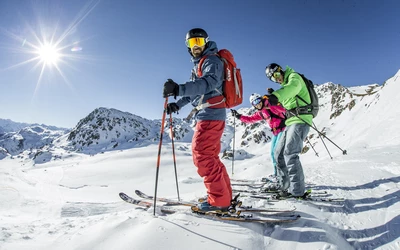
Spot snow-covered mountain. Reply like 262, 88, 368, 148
226, 70, 400, 159
0, 118, 31, 134
0, 108, 193, 159
1, 69, 399, 162
60, 107, 193, 153
309, 70, 400, 153
0, 124, 69, 160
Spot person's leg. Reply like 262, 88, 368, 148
270, 135, 278, 175
271, 132, 283, 176
283, 123, 310, 196
214, 130, 232, 199
273, 130, 289, 190
192, 120, 231, 207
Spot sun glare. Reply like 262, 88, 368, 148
1, 0, 101, 96
38, 44, 61, 66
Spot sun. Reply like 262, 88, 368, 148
37, 43, 61, 66
1, 0, 101, 96
2, 26, 74, 94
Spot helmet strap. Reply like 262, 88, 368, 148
187, 47, 193, 56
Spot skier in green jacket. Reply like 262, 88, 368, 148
263, 63, 312, 198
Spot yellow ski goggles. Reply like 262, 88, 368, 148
266, 70, 282, 83
270, 72, 281, 83
185, 37, 208, 48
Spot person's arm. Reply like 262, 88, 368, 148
240, 111, 264, 124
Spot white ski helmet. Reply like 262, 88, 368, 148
249, 93, 262, 105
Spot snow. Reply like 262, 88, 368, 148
1, 71, 400, 249
2, 144, 399, 250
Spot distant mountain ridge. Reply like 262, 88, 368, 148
1, 69, 399, 162
0, 118, 34, 134
0, 118, 67, 133
0, 125, 68, 159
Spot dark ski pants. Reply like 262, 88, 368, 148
274, 123, 310, 196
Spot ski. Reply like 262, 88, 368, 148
231, 178, 316, 186
135, 190, 296, 213
119, 192, 176, 214
236, 206, 296, 213
250, 193, 344, 203
233, 188, 328, 195
120, 191, 299, 223
230, 178, 267, 184
272, 196, 345, 202
232, 183, 317, 195
230, 178, 256, 183
134, 190, 196, 206
232, 188, 279, 194
231, 183, 266, 188
232, 189, 343, 202
119, 192, 152, 208
191, 207, 301, 223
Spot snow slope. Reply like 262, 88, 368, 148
1, 143, 399, 250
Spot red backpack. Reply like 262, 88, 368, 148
197, 49, 243, 109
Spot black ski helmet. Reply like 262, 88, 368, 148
185, 28, 209, 40
265, 63, 284, 82
185, 28, 209, 56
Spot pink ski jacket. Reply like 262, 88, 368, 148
239, 99, 286, 136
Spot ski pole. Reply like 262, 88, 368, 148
305, 138, 319, 157
169, 113, 180, 201
288, 110, 347, 155
313, 122, 333, 159
154, 97, 168, 215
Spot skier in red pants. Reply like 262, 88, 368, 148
162, 28, 232, 211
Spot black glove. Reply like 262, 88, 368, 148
265, 94, 279, 106
166, 103, 179, 115
163, 79, 179, 99
231, 109, 241, 119
267, 88, 274, 94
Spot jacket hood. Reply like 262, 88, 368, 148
283, 66, 295, 83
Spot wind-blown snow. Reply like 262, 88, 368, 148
1, 70, 400, 250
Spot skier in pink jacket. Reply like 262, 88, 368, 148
231, 91, 286, 182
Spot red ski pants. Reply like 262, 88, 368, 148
192, 120, 232, 207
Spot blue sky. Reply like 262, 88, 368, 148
0, 0, 399, 128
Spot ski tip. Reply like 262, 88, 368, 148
119, 192, 128, 200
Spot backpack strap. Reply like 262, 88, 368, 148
286, 72, 313, 118
197, 53, 219, 77
197, 56, 207, 77
289, 72, 310, 105
265, 109, 286, 129
195, 54, 225, 110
